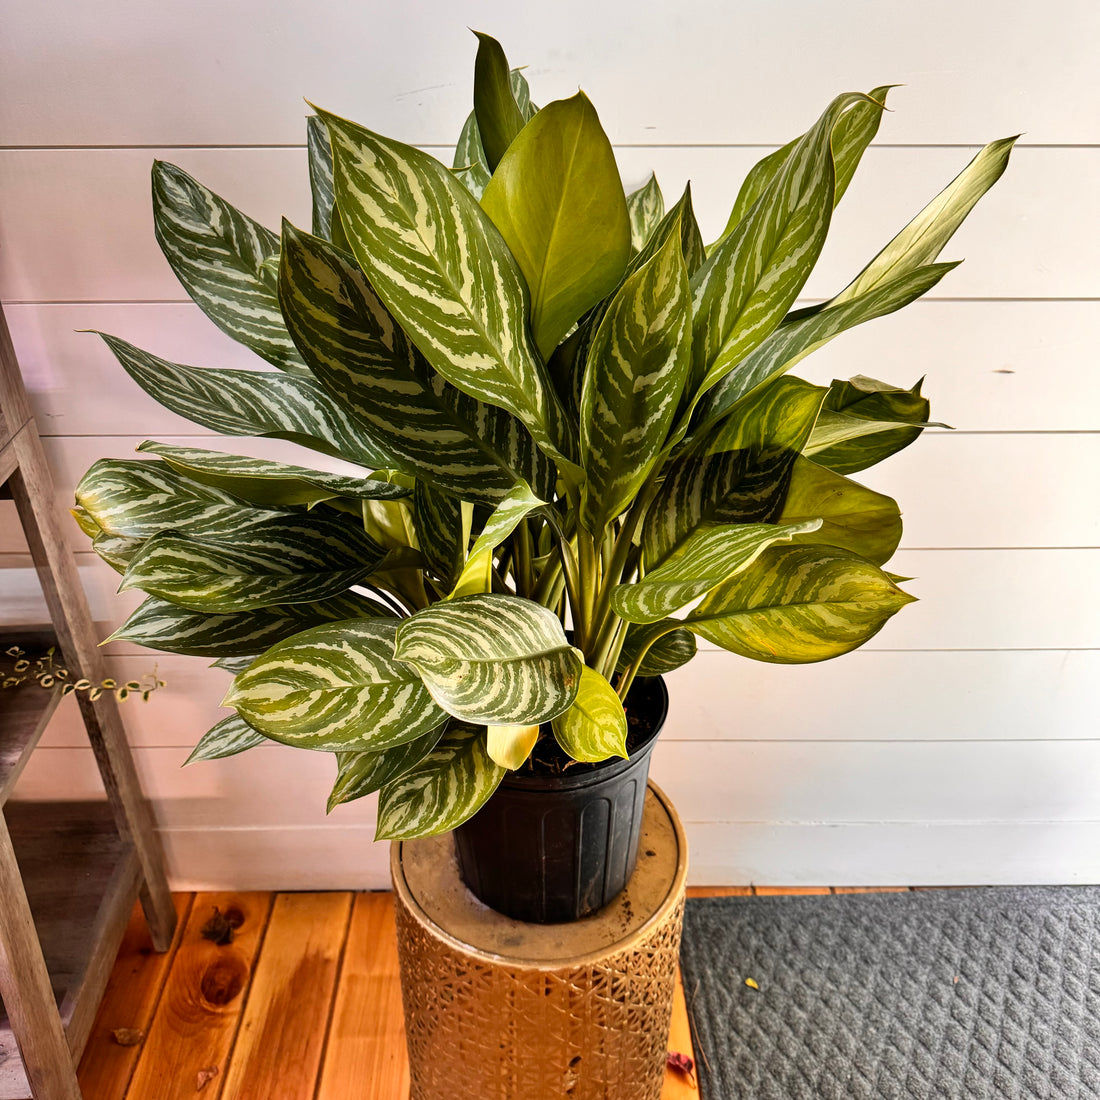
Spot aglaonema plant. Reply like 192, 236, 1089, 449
73, 32, 1014, 840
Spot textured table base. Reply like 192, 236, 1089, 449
392, 782, 688, 1100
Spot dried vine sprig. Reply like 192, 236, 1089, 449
2, 645, 165, 702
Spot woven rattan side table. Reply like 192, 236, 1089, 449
391, 780, 688, 1100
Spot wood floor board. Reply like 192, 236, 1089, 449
315, 892, 409, 1100
686, 886, 753, 897
77, 894, 193, 1098
752, 885, 832, 895
220, 892, 352, 1100
833, 887, 913, 893
123, 892, 272, 1100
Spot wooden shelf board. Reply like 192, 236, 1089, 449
0, 801, 142, 1100
0, 630, 64, 807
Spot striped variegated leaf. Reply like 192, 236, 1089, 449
185, 713, 268, 764
71, 503, 100, 539
693, 262, 957, 436
91, 531, 144, 573
717, 143, 791, 249
617, 623, 696, 677
393, 594, 582, 725
553, 183, 704, 425
120, 513, 386, 612
486, 724, 540, 769
213, 654, 256, 675
626, 184, 707, 288
714, 87, 893, 247
316, 109, 579, 481
226, 618, 448, 752
375, 722, 505, 839
627, 173, 665, 251
107, 591, 387, 657
450, 480, 545, 599
832, 137, 1018, 307
306, 115, 336, 240
98, 333, 390, 468
152, 161, 309, 376
641, 449, 791, 570
136, 441, 408, 509
697, 140, 1013, 433
706, 375, 827, 454
778, 458, 902, 566
689, 93, 876, 400
452, 68, 536, 200
829, 85, 895, 204
643, 378, 824, 569
615, 519, 822, 624
278, 223, 551, 503
509, 68, 537, 121
75, 458, 258, 539
551, 666, 627, 763
580, 223, 691, 533
452, 111, 492, 199
413, 481, 463, 591
685, 545, 916, 663
327, 724, 448, 811
804, 377, 943, 474
481, 92, 631, 360
472, 32, 526, 171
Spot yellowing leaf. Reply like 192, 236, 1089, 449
486, 724, 540, 769
551, 665, 628, 762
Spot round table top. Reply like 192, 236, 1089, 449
391, 781, 687, 968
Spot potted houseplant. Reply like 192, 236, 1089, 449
73, 32, 1013, 924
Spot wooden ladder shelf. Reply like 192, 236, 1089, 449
0, 303, 176, 1099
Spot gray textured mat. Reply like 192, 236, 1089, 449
679, 888, 1100, 1099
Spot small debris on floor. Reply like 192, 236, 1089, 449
667, 1051, 696, 1087
745, 977, 759, 990
201, 906, 242, 945
196, 1065, 220, 1091
111, 1027, 145, 1047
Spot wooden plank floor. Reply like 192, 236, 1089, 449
77, 886, 911, 1099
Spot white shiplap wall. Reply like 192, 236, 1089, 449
2, 0, 1098, 889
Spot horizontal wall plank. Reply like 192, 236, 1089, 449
686, 820, 1100, 887
138, 819, 1100, 891
13, 301, 1097, 437
155, 825, 388, 892
2, 431, 1096, 557
129, 818, 1100, 891
25, 648, 1098, 751
650, 740, 1100, 825
0, 146, 1087, 302
17, 737, 1100, 831
14, 742, 376, 829
3, 0, 1094, 146
2, 548, 1097, 650
661, 649, 1099, 743
855, 433, 1100, 548
877, 549, 1100, 650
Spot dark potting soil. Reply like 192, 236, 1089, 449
523, 675, 664, 776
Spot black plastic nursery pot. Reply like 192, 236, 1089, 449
453, 675, 669, 924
